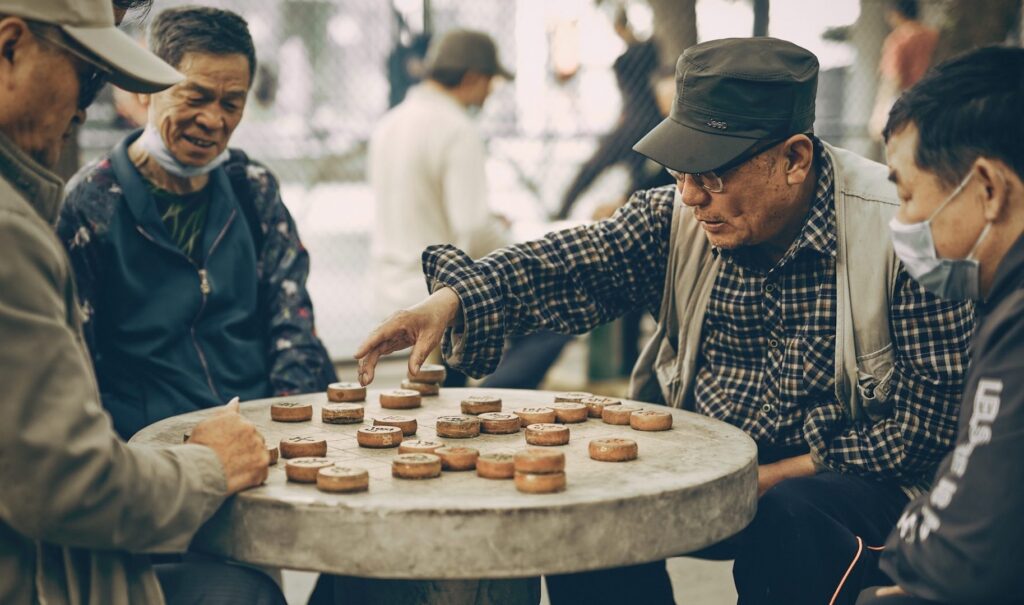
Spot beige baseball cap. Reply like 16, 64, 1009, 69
2, 0, 182, 93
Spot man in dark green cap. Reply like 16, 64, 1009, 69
354, 37, 974, 604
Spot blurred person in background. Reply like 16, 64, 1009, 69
869, 0, 938, 141
58, 6, 336, 440
369, 28, 571, 392
554, 4, 670, 221
857, 46, 1024, 605
0, 0, 281, 603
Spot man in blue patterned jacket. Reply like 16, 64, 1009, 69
58, 6, 336, 439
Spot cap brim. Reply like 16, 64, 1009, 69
497, 65, 514, 80
62, 25, 183, 94
633, 115, 759, 174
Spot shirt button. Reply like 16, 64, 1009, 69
761, 403, 775, 415
764, 283, 775, 294
769, 338, 780, 349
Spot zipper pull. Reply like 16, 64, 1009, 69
198, 269, 211, 295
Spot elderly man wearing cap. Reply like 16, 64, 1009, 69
369, 28, 570, 391
0, 1, 283, 604
356, 37, 974, 604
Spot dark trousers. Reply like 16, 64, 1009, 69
546, 473, 908, 605
154, 554, 285, 605
444, 332, 573, 389
856, 588, 943, 605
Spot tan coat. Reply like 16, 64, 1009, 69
0, 132, 228, 604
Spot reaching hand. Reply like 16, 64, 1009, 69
189, 398, 269, 494
354, 288, 462, 385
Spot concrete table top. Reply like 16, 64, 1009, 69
131, 388, 757, 579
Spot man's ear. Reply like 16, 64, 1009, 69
0, 17, 30, 87
974, 157, 1011, 223
782, 133, 815, 186
136, 93, 151, 109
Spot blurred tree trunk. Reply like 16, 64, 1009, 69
648, 0, 698, 70
753, 0, 770, 37
933, 0, 1020, 63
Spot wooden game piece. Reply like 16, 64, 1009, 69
549, 402, 588, 424
285, 457, 334, 483
279, 436, 328, 458
525, 423, 570, 446
630, 410, 673, 431
478, 412, 521, 434
392, 453, 443, 479
374, 415, 418, 436
514, 471, 567, 494
435, 415, 481, 439
602, 405, 641, 425
317, 466, 369, 493
380, 389, 422, 409
400, 379, 440, 396
476, 452, 515, 479
267, 445, 279, 466
589, 438, 639, 462
436, 446, 479, 471
553, 392, 592, 403
460, 395, 502, 415
270, 401, 313, 422
326, 382, 367, 403
581, 396, 622, 418
398, 439, 445, 455
513, 449, 565, 474
356, 426, 403, 448
408, 363, 446, 383
513, 407, 556, 426
322, 403, 364, 424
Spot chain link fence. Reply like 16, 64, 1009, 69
79, 0, 1022, 364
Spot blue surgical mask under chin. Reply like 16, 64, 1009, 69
888, 172, 991, 302
138, 126, 230, 179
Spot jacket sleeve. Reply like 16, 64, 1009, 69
880, 298, 1024, 604
0, 208, 228, 553
55, 184, 102, 363
421, 186, 674, 377
252, 165, 338, 394
803, 269, 973, 483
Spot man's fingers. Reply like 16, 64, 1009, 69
408, 331, 438, 377
358, 349, 381, 386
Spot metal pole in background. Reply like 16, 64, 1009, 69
753, 0, 770, 37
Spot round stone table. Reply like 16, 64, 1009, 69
131, 388, 757, 579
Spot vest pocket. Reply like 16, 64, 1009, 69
855, 343, 896, 421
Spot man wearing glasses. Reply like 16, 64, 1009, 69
355, 37, 974, 604
0, 0, 284, 603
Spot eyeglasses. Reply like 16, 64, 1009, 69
32, 28, 111, 111
664, 139, 787, 194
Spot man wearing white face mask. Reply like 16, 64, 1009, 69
857, 46, 1024, 605
58, 7, 336, 439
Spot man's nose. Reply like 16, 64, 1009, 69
679, 176, 712, 208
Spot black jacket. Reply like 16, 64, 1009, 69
881, 233, 1024, 604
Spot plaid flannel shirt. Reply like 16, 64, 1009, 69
424, 143, 973, 489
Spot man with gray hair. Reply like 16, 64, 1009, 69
0, 0, 282, 603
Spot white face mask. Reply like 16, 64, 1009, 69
137, 126, 230, 179
888, 171, 991, 301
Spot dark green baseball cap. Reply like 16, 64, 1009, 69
634, 37, 818, 174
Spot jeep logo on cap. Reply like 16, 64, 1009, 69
706, 119, 728, 130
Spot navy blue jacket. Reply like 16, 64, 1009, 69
59, 131, 336, 438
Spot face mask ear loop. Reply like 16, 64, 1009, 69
925, 171, 974, 223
